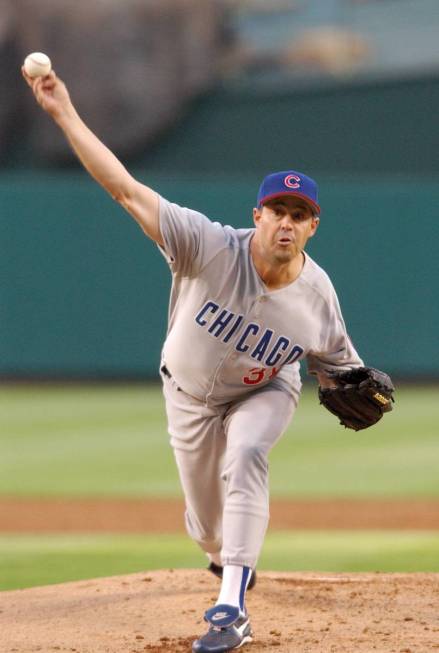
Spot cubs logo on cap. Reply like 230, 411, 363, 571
257, 170, 320, 215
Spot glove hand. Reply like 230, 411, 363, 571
318, 366, 395, 431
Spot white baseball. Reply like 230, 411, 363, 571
23, 52, 52, 78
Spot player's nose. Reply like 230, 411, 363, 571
279, 214, 293, 228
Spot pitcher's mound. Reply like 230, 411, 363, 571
1, 570, 438, 652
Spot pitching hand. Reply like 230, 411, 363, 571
21, 68, 74, 123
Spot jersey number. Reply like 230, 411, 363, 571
243, 366, 279, 385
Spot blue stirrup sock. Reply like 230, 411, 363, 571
215, 565, 252, 612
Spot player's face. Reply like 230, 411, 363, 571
253, 197, 319, 264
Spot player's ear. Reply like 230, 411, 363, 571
308, 216, 320, 237
253, 207, 262, 226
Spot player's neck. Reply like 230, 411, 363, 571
251, 246, 305, 290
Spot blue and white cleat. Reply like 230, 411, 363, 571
192, 604, 253, 653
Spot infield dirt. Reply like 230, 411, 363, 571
1, 497, 439, 531
2, 569, 439, 652
2, 498, 439, 651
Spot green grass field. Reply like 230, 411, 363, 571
1, 383, 438, 497
1, 382, 438, 590
2, 531, 439, 591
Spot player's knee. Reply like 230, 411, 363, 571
185, 510, 221, 549
224, 444, 268, 477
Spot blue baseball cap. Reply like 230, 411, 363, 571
257, 170, 320, 215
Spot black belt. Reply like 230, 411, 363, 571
161, 364, 172, 379
161, 364, 181, 390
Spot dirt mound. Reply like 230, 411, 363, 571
1, 570, 438, 652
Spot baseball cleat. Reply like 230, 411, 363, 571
192, 604, 253, 653
207, 563, 257, 591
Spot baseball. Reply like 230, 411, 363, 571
23, 52, 52, 78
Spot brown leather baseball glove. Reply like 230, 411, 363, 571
318, 366, 395, 431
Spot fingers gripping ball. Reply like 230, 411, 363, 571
318, 366, 395, 431
23, 52, 52, 78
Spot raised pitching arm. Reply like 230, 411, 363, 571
22, 68, 163, 246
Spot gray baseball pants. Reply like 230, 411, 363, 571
161, 373, 298, 569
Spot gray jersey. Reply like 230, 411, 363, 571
158, 196, 363, 405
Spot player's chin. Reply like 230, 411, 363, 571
273, 249, 294, 264
273, 243, 296, 261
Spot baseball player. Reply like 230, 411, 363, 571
23, 69, 365, 653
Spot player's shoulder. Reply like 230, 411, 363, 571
199, 219, 253, 251
160, 196, 250, 244
223, 225, 254, 248
188, 213, 253, 251
301, 252, 337, 300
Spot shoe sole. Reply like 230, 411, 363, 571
234, 620, 253, 650
193, 634, 253, 653
193, 618, 253, 653
235, 634, 253, 649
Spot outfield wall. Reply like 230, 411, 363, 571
137, 73, 439, 177
1, 173, 437, 378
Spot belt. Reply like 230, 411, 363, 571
161, 364, 181, 390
